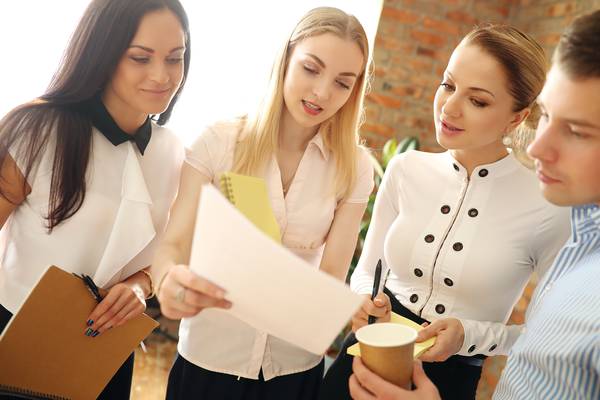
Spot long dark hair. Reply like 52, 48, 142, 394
0, 0, 191, 231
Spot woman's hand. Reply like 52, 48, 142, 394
349, 357, 441, 400
351, 293, 391, 332
157, 264, 231, 320
416, 318, 464, 362
84, 279, 146, 337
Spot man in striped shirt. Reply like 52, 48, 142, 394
349, 9, 600, 400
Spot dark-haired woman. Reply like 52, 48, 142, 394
0, 0, 190, 398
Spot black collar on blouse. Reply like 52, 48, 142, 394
78, 95, 152, 155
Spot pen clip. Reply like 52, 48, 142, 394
73, 273, 103, 303
368, 259, 383, 325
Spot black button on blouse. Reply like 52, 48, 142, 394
489, 344, 497, 352
435, 304, 445, 314
410, 294, 419, 303
478, 169, 489, 177
453, 163, 459, 171
453, 242, 463, 251
468, 208, 479, 218
414, 268, 423, 277
444, 278, 454, 287
468, 345, 477, 353
424, 234, 435, 243
441, 205, 451, 214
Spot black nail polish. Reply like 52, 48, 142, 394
86, 319, 93, 326
85, 328, 93, 336
92, 330, 99, 337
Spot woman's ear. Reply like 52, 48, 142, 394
507, 108, 530, 132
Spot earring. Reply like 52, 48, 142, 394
502, 134, 513, 147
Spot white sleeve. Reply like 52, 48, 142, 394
350, 156, 402, 295
458, 319, 524, 356
529, 204, 571, 280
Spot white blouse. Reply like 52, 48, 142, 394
178, 120, 374, 380
0, 124, 184, 313
351, 150, 570, 357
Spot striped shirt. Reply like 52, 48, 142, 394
494, 205, 600, 399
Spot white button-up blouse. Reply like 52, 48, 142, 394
0, 125, 184, 313
178, 120, 374, 380
351, 150, 570, 357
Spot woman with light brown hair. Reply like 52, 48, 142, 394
150, 7, 374, 399
322, 24, 571, 400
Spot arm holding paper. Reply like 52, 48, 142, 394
151, 163, 232, 320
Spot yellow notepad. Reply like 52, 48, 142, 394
220, 172, 281, 243
347, 312, 436, 358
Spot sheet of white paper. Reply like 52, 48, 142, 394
188, 185, 363, 355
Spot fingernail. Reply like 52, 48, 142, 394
92, 330, 99, 337
216, 290, 225, 299
86, 319, 93, 326
85, 328, 93, 336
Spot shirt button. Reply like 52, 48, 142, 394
468, 208, 479, 217
440, 205, 451, 214
414, 268, 423, 277
489, 344, 497, 352
444, 278, 454, 287
424, 234, 435, 243
453, 242, 463, 251
453, 163, 459, 171
468, 345, 477, 353
435, 304, 445, 314
410, 294, 419, 303
478, 169, 489, 177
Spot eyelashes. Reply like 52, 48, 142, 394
303, 65, 352, 90
439, 82, 489, 108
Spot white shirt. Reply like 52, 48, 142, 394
351, 150, 570, 357
0, 124, 184, 313
178, 120, 374, 380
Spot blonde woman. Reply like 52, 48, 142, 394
322, 25, 571, 400
150, 7, 374, 399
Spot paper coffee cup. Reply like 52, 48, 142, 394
355, 323, 417, 389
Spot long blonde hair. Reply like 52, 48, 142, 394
232, 7, 371, 200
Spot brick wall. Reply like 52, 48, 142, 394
362, 1, 599, 398
362, 0, 600, 153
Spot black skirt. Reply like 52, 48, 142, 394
0, 303, 134, 400
166, 353, 324, 400
319, 288, 484, 400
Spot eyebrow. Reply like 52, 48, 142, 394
129, 45, 186, 53
537, 100, 600, 130
306, 53, 358, 78
446, 71, 496, 98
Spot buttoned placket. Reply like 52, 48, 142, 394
418, 163, 471, 316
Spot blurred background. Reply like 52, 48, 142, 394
2, 0, 598, 398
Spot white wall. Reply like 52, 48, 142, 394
0, 1, 382, 144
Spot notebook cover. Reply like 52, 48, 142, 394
0, 266, 158, 400
220, 172, 281, 243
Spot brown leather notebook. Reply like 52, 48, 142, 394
0, 266, 158, 400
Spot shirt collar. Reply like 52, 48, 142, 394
445, 150, 519, 180
77, 95, 152, 155
572, 204, 600, 238
307, 130, 329, 161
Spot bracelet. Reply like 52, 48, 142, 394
156, 271, 169, 299
138, 269, 155, 299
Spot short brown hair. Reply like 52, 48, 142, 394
554, 10, 600, 79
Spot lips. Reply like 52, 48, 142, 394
536, 168, 561, 184
302, 100, 323, 116
141, 88, 171, 96
441, 119, 464, 132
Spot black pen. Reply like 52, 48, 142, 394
368, 259, 382, 324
